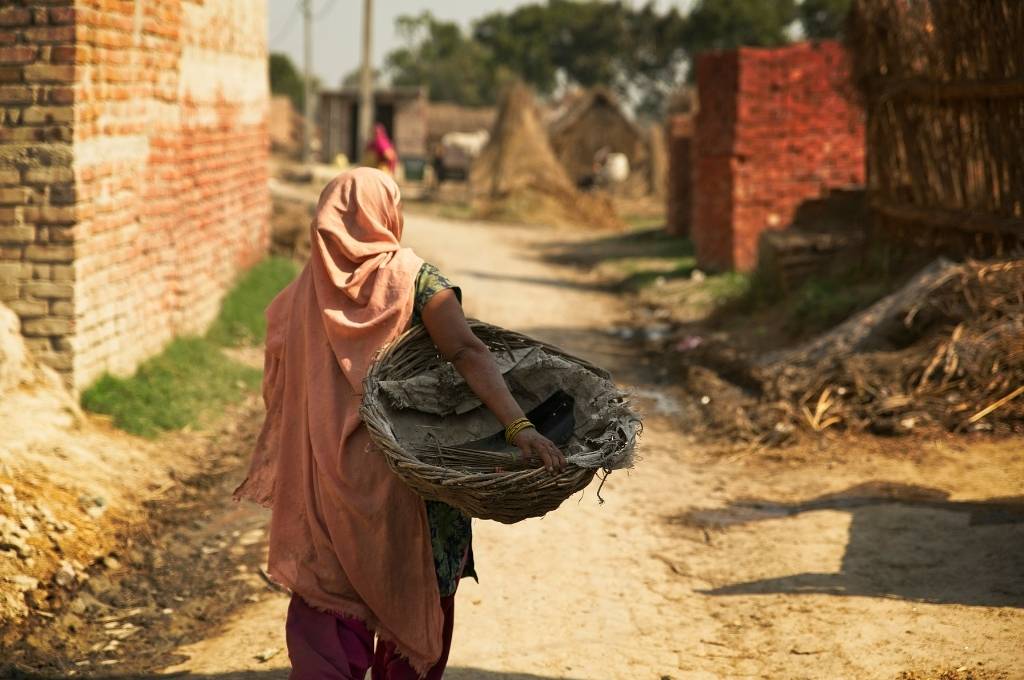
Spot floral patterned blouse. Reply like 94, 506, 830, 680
412, 262, 477, 597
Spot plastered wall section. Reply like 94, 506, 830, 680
0, 0, 270, 388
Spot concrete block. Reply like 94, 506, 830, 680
0, 225, 34, 243
25, 244, 74, 262
21, 317, 73, 337
6, 298, 48, 317
23, 281, 73, 299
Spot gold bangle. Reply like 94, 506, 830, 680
506, 422, 535, 445
505, 418, 534, 445
505, 419, 528, 444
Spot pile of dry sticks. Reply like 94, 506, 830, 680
682, 259, 1024, 443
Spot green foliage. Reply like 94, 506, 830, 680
206, 257, 300, 347
81, 338, 262, 438
81, 257, 299, 437
386, 12, 507, 106
619, 257, 696, 291
787, 274, 889, 335
384, 2, 688, 113
270, 52, 305, 112
382, 0, 846, 114
798, 0, 853, 38
702, 271, 754, 305
684, 0, 798, 52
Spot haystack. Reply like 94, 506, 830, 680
470, 82, 624, 229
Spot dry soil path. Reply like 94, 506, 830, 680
156, 214, 1024, 680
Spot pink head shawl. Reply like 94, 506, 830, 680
235, 168, 442, 673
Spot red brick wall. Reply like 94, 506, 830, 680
0, 0, 269, 387
692, 41, 865, 272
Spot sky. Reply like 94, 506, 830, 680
268, 0, 696, 88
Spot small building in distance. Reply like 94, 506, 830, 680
318, 87, 428, 165
549, 88, 653, 196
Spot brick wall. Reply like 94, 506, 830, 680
0, 0, 269, 388
0, 1, 77, 373
666, 114, 693, 236
692, 41, 865, 272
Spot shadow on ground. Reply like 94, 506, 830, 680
674, 481, 1024, 608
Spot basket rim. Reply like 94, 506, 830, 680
361, 318, 634, 483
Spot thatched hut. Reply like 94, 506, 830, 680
549, 88, 653, 195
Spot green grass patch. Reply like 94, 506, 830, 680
703, 271, 754, 306
206, 257, 300, 347
786, 276, 890, 335
81, 338, 262, 437
710, 249, 898, 340
622, 213, 666, 232
81, 256, 299, 437
619, 257, 697, 291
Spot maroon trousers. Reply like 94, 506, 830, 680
286, 594, 455, 680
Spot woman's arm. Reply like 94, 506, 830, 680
421, 289, 566, 473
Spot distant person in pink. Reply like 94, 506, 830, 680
365, 123, 398, 175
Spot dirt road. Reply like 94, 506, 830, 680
31, 214, 1023, 679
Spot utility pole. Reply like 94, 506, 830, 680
302, 0, 314, 164
357, 0, 374, 161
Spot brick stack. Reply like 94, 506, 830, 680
666, 114, 693, 236
692, 41, 865, 272
0, 0, 270, 389
0, 1, 77, 374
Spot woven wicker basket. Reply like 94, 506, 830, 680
361, 319, 639, 524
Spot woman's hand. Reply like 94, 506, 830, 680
421, 292, 567, 475
513, 429, 566, 474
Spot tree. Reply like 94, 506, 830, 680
341, 68, 382, 88
472, 1, 688, 114
684, 0, 798, 52
622, 3, 689, 115
384, 12, 504, 106
269, 52, 306, 112
473, 1, 633, 96
798, 0, 853, 38
381, 0, 802, 116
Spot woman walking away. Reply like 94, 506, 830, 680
365, 123, 399, 176
234, 167, 565, 679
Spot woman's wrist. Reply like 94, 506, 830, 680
504, 417, 535, 446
